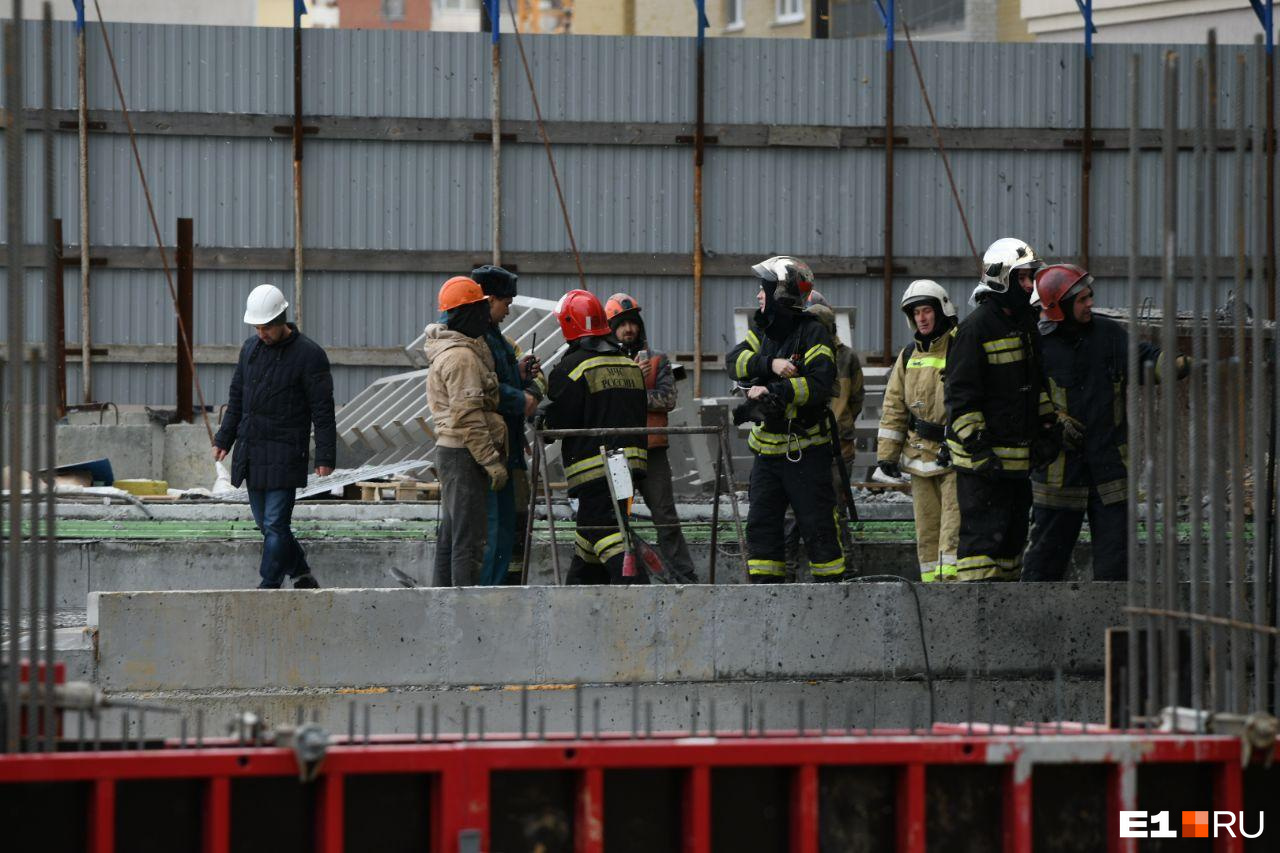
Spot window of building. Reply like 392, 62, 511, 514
725, 0, 744, 31
436, 0, 480, 10
381, 0, 405, 22
775, 0, 805, 25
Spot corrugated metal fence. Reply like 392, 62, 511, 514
0, 23, 1271, 404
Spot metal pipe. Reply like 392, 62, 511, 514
6, 9, 26, 754
1190, 57, 1206, 729
77, 4, 90, 404
692, 0, 706, 398
1161, 50, 1180, 711
27, 355, 41, 751
1144, 359, 1158, 725
1207, 30, 1226, 714
490, 1, 501, 267
292, 0, 304, 328
41, 1, 55, 751
1081, 53, 1093, 268
881, 1, 895, 363
1251, 45, 1269, 713
1230, 51, 1249, 714
176, 219, 194, 423
1126, 52, 1141, 729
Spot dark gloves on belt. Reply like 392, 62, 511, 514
877, 460, 901, 480
1029, 419, 1064, 470
1057, 411, 1085, 452
964, 433, 1002, 479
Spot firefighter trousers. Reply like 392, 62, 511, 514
912, 471, 960, 582
565, 482, 645, 585
747, 444, 844, 582
954, 471, 1031, 582
1022, 490, 1127, 581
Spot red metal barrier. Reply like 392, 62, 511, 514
0, 729, 1255, 852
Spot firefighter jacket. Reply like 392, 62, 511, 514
544, 339, 648, 496
878, 327, 956, 478
831, 339, 865, 461
423, 325, 508, 471
620, 336, 677, 450
1032, 316, 1160, 509
944, 300, 1053, 478
726, 310, 837, 456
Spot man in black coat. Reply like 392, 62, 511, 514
213, 284, 337, 589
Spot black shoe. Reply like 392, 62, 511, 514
292, 574, 320, 590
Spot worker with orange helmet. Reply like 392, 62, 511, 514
425, 275, 509, 587
1023, 264, 1185, 581
544, 289, 649, 584
605, 292, 697, 582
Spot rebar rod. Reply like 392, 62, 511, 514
1126, 52, 1142, 730
1160, 51, 1180, 711
26, 356, 40, 751
5, 9, 26, 754
1144, 360, 1158, 724
41, 1, 56, 751
1230, 51, 1249, 714
76, 8, 89, 403
1252, 42, 1270, 714
1207, 30, 1226, 713
1190, 57, 1207, 730
1126, 606, 1280, 638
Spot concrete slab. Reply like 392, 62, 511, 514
92, 675, 1101, 740
92, 584, 1131, 694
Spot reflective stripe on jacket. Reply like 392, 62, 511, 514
877, 328, 955, 478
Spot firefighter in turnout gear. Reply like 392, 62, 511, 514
544, 289, 649, 584
877, 280, 961, 582
783, 301, 863, 578
726, 256, 844, 583
605, 293, 698, 583
945, 238, 1060, 582
1022, 264, 1183, 581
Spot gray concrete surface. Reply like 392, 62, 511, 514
91, 584, 1130, 694
94, 676, 1101, 740
164, 424, 219, 489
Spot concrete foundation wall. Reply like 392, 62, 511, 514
91, 584, 1128, 694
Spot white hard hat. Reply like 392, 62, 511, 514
978, 238, 1042, 293
243, 284, 289, 325
900, 280, 957, 331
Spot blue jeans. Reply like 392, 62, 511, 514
480, 477, 516, 586
248, 488, 310, 588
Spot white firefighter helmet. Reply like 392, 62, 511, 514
900, 280, 956, 331
751, 255, 815, 306
243, 284, 289, 325
978, 238, 1042, 293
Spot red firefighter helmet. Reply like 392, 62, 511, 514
1033, 264, 1093, 323
556, 289, 610, 341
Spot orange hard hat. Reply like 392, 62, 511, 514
555, 289, 610, 341
604, 292, 642, 328
438, 276, 487, 313
1033, 264, 1093, 323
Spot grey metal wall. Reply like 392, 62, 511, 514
0, 23, 1272, 404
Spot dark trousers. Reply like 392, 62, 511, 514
746, 445, 844, 582
433, 446, 489, 587
783, 458, 856, 580
248, 488, 311, 588
1023, 491, 1128, 581
565, 483, 643, 585
637, 447, 697, 583
955, 472, 1031, 582
481, 476, 516, 586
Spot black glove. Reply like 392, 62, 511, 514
1029, 420, 1064, 470
936, 442, 951, 468
964, 433, 1002, 480
877, 460, 901, 479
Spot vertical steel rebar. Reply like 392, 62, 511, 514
176, 219, 194, 423
881, 11, 896, 363
77, 5, 90, 403
26, 355, 41, 751
490, 4, 502, 267
1160, 51, 1180, 711
1251, 44, 1270, 713
5, 9, 27, 754
292, 0, 305, 328
1230, 52, 1249, 714
42, 1, 57, 752
1081, 51, 1093, 268
1190, 57, 1207, 729
1125, 52, 1142, 729
1207, 31, 1226, 714
1144, 359, 1158, 723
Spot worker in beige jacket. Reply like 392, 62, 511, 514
425, 276, 508, 587
876, 280, 960, 582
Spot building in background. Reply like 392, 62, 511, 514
1021, 0, 1274, 44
